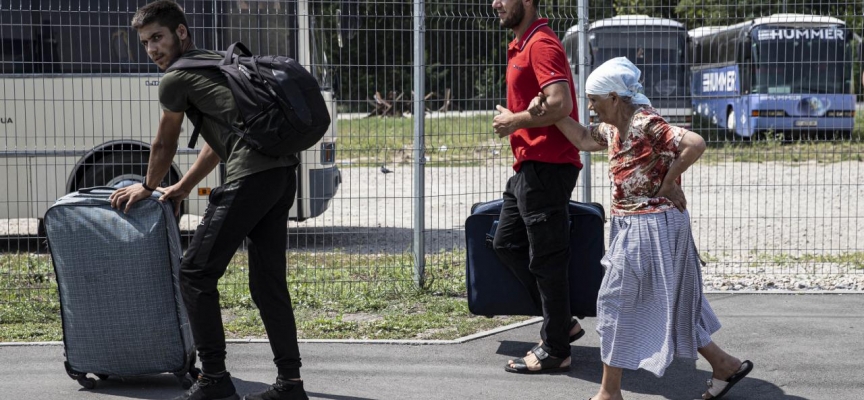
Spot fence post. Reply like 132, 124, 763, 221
577, 0, 592, 203
413, 0, 426, 288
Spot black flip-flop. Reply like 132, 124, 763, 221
505, 347, 570, 374
704, 360, 754, 399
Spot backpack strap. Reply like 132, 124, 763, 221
185, 109, 249, 150
165, 57, 221, 72
165, 56, 236, 149
187, 112, 204, 149
221, 42, 253, 65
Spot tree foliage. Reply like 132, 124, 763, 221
320, 0, 862, 111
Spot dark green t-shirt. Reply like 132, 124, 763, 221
159, 49, 298, 183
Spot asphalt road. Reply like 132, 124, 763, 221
1, 293, 862, 399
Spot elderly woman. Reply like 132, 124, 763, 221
523, 57, 753, 400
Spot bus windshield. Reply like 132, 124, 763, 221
310, 13, 332, 90
590, 31, 687, 99
752, 27, 850, 94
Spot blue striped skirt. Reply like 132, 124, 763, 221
596, 209, 721, 377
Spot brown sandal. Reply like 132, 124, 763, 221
529, 318, 585, 354
505, 346, 570, 374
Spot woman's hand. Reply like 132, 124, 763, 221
656, 179, 687, 212
527, 91, 548, 116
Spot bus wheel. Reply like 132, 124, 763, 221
726, 108, 736, 135
74, 152, 180, 194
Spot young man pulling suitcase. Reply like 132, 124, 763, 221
111, 2, 309, 399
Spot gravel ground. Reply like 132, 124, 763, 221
3, 161, 862, 291
290, 161, 864, 291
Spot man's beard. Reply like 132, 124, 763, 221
500, 2, 525, 29
166, 32, 183, 66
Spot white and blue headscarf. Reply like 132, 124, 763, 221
585, 57, 651, 106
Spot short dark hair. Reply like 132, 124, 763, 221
131, 0, 189, 33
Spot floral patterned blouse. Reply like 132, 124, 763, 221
589, 107, 688, 216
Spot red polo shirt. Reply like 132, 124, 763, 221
506, 18, 582, 171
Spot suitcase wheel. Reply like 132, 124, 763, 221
77, 377, 97, 389
65, 361, 96, 390
175, 372, 195, 389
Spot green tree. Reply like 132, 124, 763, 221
613, 0, 679, 19
675, 0, 862, 29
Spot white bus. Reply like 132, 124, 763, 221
0, 0, 344, 236
562, 15, 693, 128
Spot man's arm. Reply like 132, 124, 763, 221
524, 92, 606, 152
493, 81, 573, 137
157, 142, 221, 216
176, 143, 221, 190
109, 109, 185, 212
144, 110, 184, 187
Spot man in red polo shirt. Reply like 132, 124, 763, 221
491, 0, 583, 374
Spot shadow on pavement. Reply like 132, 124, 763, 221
496, 341, 808, 400
69, 373, 189, 400
306, 392, 378, 400
68, 376, 374, 400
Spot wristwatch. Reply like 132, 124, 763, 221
141, 181, 156, 192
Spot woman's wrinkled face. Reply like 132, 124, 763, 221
587, 93, 613, 123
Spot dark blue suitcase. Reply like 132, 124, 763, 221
465, 199, 605, 318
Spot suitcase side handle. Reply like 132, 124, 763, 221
77, 186, 164, 197
484, 220, 499, 249
78, 186, 117, 194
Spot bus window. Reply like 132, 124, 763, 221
1, 2, 62, 73
310, 12, 332, 90
752, 29, 850, 95
222, 1, 298, 60
0, 1, 222, 74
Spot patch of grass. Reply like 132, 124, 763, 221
699, 140, 864, 164
699, 252, 721, 263
339, 114, 864, 166
690, 113, 864, 164
338, 114, 511, 166
0, 251, 528, 342
751, 252, 864, 269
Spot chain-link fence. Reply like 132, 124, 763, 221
1, 0, 862, 313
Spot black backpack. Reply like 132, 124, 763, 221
166, 42, 330, 157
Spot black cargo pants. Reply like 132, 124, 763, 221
492, 161, 580, 359
180, 165, 301, 379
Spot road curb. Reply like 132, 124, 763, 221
0, 317, 543, 347
3, 292, 861, 347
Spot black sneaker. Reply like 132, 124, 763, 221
243, 378, 309, 400
172, 372, 240, 400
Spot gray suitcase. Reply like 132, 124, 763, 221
44, 187, 198, 389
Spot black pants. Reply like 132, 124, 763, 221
180, 165, 301, 379
492, 161, 579, 359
